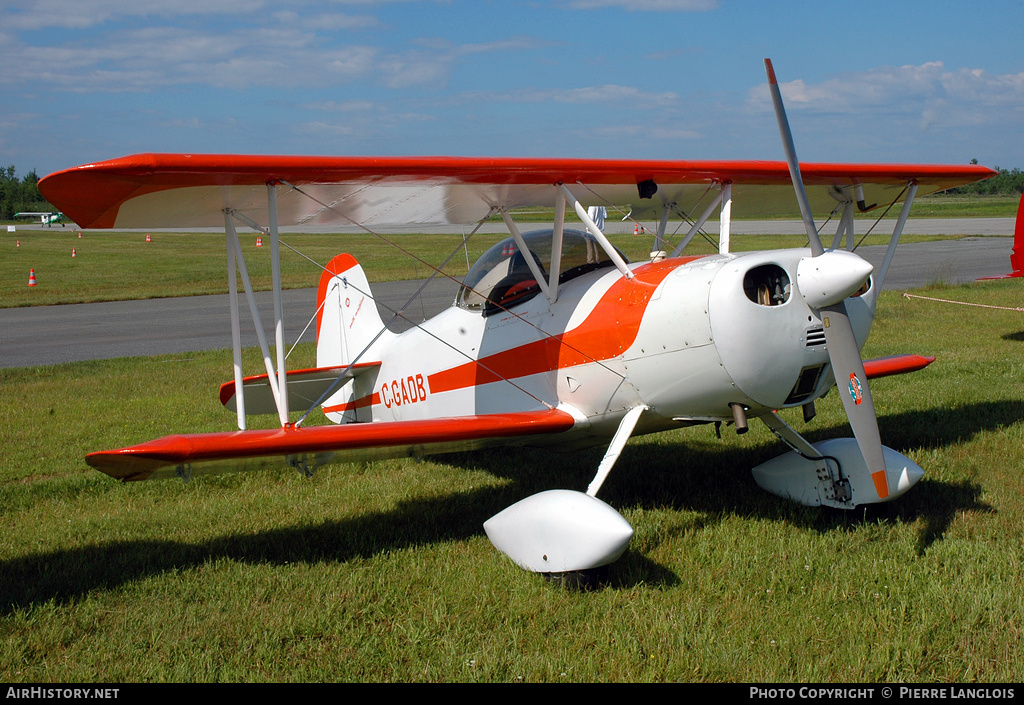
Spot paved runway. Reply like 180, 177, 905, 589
1, 221, 1018, 369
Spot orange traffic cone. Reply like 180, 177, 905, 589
28, 269, 36, 287
146, 233, 152, 242
256, 236, 262, 247
72, 248, 77, 258
633, 224, 640, 235
78, 231, 82, 238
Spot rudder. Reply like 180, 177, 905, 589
316, 254, 394, 368
978, 191, 1024, 280
1010, 191, 1024, 276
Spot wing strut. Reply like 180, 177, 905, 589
718, 182, 733, 254
550, 190, 566, 301
222, 182, 292, 429
500, 210, 556, 303
225, 212, 248, 429
654, 202, 672, 260
267, 183, 289, 425
670, 188, 725, 257
830, 197, 856, 251
559, 184, 633, 279
874, 182, 919, 291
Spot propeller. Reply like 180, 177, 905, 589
763, 58, 890, 499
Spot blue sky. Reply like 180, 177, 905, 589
3, 0, 1023, 179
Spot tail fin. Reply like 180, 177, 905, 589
316, 254, 395, 368
1010, 191, 1024, 276
978, 192, 1024, 280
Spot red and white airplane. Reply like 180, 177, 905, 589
39, 61, 995, 575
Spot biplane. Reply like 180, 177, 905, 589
38, 61, 996, 575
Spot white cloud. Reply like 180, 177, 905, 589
0, 8, 541, 93
748, 61, 1024, 131
1, 0, 269, 30
0, 0, 427, 31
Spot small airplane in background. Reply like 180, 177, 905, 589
38, 60, 996, 577
14, 211, 66, 226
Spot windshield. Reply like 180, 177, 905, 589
457, 228, 627, 315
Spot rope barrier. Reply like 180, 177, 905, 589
902, 292, 1024, 312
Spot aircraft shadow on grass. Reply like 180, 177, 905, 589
2, 400, 1018, 611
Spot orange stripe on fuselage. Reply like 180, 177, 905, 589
428, 257, 698, 394
323, 392, 380, 415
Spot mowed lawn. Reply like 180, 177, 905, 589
1, 225, 1023, 682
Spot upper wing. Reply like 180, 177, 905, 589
87, 408, 578, 481
38, 153, 996, 229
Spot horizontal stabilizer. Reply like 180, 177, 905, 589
86, 409, 577, 482
219, 363, 381, 414
862, 354, 935, 379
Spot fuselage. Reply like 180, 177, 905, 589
321, 241, 877, 446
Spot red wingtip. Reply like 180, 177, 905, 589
764, 58, 777, 84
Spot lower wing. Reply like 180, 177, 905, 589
88, 409, 577, 481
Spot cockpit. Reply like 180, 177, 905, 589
457, 228, 628, 315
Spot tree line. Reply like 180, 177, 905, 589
943, 162, 1024, 196
1, 165, 49, 220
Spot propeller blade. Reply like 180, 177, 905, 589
764, 58, 824, 256
820, 303, 890, 499
764, 58, 890, 500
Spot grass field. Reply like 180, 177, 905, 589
1, 240, 1023, 681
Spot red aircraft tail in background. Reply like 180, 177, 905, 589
980, 191, 1024, 279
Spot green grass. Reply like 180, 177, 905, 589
2, 278, 1023, 682
909, 194, 1020, 218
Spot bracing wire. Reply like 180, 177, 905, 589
273, 183, 631, 406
